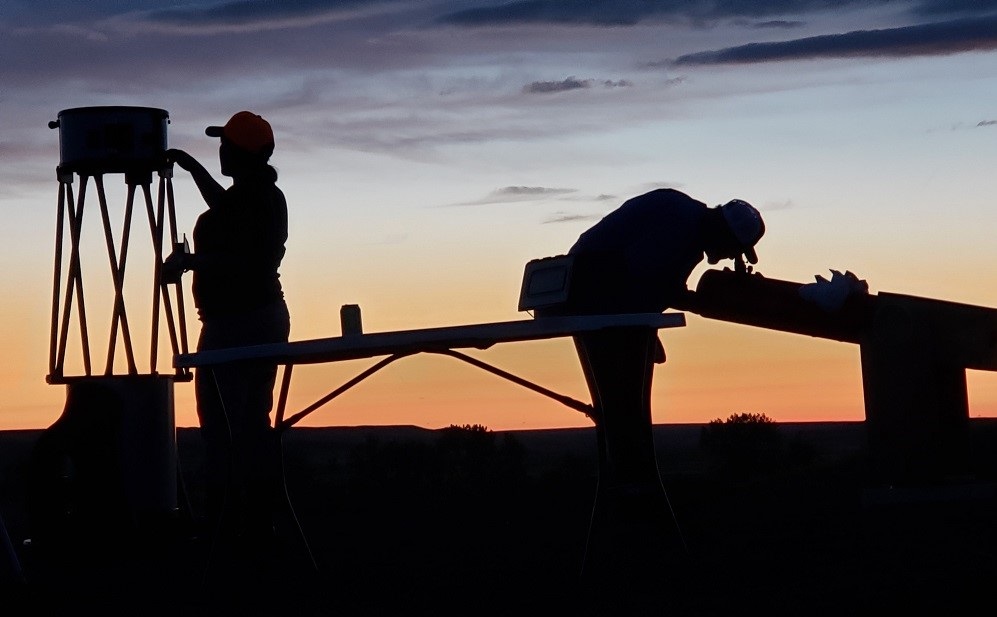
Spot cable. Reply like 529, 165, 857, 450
275, 432, 318, 573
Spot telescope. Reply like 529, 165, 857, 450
685, 268, 997, 483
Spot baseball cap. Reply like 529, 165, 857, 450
720, 199, 765, 264
205, 111, 274, 155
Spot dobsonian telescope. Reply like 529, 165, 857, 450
33, 107, 191, 542
683, 268, 997, 485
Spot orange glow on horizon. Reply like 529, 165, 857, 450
10, 300, 997, 433
9, 236, 997, 434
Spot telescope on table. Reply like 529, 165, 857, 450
687, 268, 997, 485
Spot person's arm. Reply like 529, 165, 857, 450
166, 148, 225, 209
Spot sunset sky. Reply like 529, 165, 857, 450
2, 0, 997, 432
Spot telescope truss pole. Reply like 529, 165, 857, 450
52, 171, 93, 380
48, 172, 67, 378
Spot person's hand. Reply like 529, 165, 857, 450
161, 249, 189, 284
165, 148, 197, 172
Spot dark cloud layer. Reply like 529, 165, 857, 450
9, 1, 996, 89
672, 14, 997, 65
4, 0, 996, 168
5, 1, 172, 25
438, 0, 997, 28
912, 0, 997, 17
438, 0, 881, 27
3, 0, 393, 29
11, 0, 997, 33
10, 0, 995, 30
142, 0, 386, 30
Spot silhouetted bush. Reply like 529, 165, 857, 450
699, 412, 784, 479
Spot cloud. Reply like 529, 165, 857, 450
539, 194, 628, 223
542, 211, 602, 224
448, 186, 578, 206
489, 186, 577, 200
523, 76, 633, 94
6, 0, 993, 173
18, 0, 995, 35
132, 0, 395, 35
437, 0, 888, 28
523, 76, 634, 94
439, 0, 653, 27
911, 0, 997, 18
671, 15, 997, 65
750, 20, 806, 30
0, 2, 438, 91
550, 193, 618, 203
524, 76, 591, 94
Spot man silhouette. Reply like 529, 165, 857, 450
540, 188, 765, 607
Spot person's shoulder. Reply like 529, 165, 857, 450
624, 188, 707, 211
647, 188, 704, 203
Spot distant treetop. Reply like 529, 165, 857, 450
710, 412, 775, 426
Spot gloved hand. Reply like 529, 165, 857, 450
161, 249, 190, 284
798, 269, 868, 312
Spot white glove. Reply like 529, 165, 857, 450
798, 269, 869, 312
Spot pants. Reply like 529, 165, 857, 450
574, 328, 684, 598
195, 300, 290, 540
537, 255, 685, 605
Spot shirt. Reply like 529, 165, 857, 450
569, 188, 707, 312
191, 179, 287, 318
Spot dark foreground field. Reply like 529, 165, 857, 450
2, 420, 997, 616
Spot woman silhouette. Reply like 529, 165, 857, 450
164, 111, 289, 549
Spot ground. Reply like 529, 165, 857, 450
2, 421, 996, 616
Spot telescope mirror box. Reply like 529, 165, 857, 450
49, 106, 170, 175
518, 255, 573, 312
